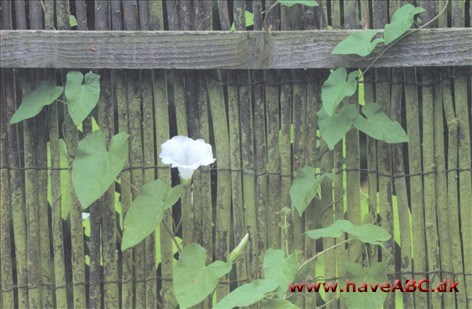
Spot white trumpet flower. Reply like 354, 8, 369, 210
159, 136, 215, 181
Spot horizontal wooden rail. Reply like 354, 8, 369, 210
1, 29, 471, 69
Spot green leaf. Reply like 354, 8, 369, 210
353, 103, 409, 143
214, 279, 279, 309
306, 220, 353, 240
10, 80, 63, 124
345, 224, 391, 247
263, 249, 299, 297
277, 0, 319, 7
341, 261, 388, 308
69, 15, 77, 28
321, 68, 359, 116
174, 244, 232, 309
318, 105, 358, 150
65, 71, 101, 125
228, 233, 249, 263
290, 167, 338, 216
72, 131, 129, 209
230, 11, 254, 31
121, 180, 181, 251
332, 30, 384, 57
47, 139, 72, 220
261, 299, 300, 309
384, 4, 425, 45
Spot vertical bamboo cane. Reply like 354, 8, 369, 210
207, 72, 232, 299
404, 68, 427, 309
441, 68, 467, 309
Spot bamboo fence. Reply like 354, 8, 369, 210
0, 0, 471, 308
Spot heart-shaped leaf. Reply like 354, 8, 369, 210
10, 80, 63, 124
214, 279, 279, 309
384, 4, 425, 45
290, 167, 338, 216
318, 105, 358, 150
121, 179, 182, 251
174, 244, 232, 309
65, 71, 101, 125
321, 68, 359, 116
72, 131, 128, 209
344, 224, 391, 247
353, 103, 409, 143
332, 30, 384, 57
306, 219, 354, 240
341, 261, 389, 308
277, 0, 318, 7
263, 249, 299, 297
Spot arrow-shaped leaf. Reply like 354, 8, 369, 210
333, 30, 384, 57
65, 71, 101, 125
321, 68, 359, 116
318, 105, 358, 150
384, 4, 425, 45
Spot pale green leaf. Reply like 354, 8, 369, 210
353, 103, 409, 143
230, 11, 254, 31
10, 80, 63, 124
277, 0, 319, 7
306, 220, 353, 240
65, 71, 101, 125
121, 180, 182, 251
332, 30, 384, 57
341, 261, 388, 308
72, 131, 128, 209
174, 244, 232, 309
321, 68, 359, 116
263, 249, 299, 297
345, 224, 391, 247
214, 279, 279, 309
261, 299, 300, 309
290, 167, 338, 216
384, 4, 425, 45
318, 105, 357, 150
70, 15, 77, 28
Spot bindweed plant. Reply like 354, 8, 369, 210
8, 2, 446, 308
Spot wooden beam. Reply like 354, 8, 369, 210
1, 29, 471, 69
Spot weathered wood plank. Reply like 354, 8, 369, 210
1, 29, 471, 69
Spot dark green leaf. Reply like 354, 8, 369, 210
318, 105, 358, 150
263, 249, 299, 297
277, 0, 318, 7
214, 279, 279, 309
174, 244, 232, 309
332, 30, 384, 57
290, 167, 338, 216
10, 80, 63, 124
72, 131, 128, 209
321, 68, 359, 116
306, 220, 353, 240
384, 4, 425, 45
121, 180, 182, 251
65, 71, 101, 125
341, 262, 389, 308
353, 103, 409, 143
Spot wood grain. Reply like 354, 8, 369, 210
1, 29, 471, 69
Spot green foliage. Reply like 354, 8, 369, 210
263, 249, 299, 297
174, 244, 232, 309
277, 0, 318, 7
214, 279, 279, 309
321, 68, 358, 116
69, 15, 77, 28
65, 71, 101, 125
121, 179, 182, 251
261, 299, 299, 309
384, 4, 425, 45
10, 80, 63, 124
341, 261, 388, 308
353, 103, 409, 143
47, 139, 72, 220
230, 11, 254, 31
318, 105, 357, 150
306, 220, 391, 247
332, 30, 384, 57
290, 166, 338, 215
227, 233, 249, 263
72, 131, 129, 209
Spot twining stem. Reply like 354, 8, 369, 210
298, 239, 352, 271
118, 175, 182, 253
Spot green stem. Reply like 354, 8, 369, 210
298, 239, 351, 272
